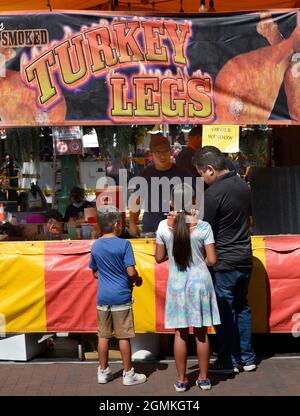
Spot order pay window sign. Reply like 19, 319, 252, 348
203, 125, 240, 153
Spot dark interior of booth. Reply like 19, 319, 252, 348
250, 126, 300, 235
1, 124, 300, 237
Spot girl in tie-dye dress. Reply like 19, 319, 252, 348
155, 184, 220, 392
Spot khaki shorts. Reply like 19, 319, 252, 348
97, 302, 135, 339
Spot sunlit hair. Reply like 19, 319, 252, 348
171, 183, 194, 272
97, 205, 121, 233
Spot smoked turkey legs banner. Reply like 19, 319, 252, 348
0, 10, 299, 126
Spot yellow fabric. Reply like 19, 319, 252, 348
131, 239, 156, 333
0, 242, 46, 332
0, 1, 299, 12
249, 236, 268, 333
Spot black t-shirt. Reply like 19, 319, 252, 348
175, 146, 199, 178
203, 171, 252, 271
64, 200, 94, 222
139, 164, 192, 233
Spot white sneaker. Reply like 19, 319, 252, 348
123, 368, 147, 386
242, 363, 257, 372
97, 366, 113, 384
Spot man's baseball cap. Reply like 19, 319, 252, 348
189, 126, 202, 137
188, 126, 202, 150
149, 134, 171, 152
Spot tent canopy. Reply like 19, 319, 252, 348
0, 0, 299, 13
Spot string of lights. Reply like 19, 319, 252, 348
44, 1, 216, 15
46, 0, 52, 12
85, 0, 186, 13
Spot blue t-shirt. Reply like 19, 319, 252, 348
89, 237, 136, 305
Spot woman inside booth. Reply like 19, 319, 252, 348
64, 186, 93, 222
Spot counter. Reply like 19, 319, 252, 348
0, 236, 299, 334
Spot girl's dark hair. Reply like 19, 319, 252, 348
172, 211, 192, 272
171, 183, 194, 271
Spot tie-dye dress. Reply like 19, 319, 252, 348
156, 219, 220, 329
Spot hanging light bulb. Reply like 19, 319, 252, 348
149, 125, 163, 134
46, 0, 52, 11
179, 0, 184, 13
208, 0, 216, 12
199, 0, 208, 12
181, 124, 192, 133
0, 128, 7, 139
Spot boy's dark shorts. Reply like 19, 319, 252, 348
97, 302, 135, 339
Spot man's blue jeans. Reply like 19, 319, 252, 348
212, 269, 256, 367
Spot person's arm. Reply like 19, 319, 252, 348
124, 241, 142, 286
248, 213, 253, 235
129, 196, 141, 237
203, 193, 219, 236
202, 222, 217, 266
127, 265, 142, 286
89, 251, 98, 279
204, 243, 217, 267
155, 221, 168, 263
245, 164, 251, 178
155, 243, 168, 263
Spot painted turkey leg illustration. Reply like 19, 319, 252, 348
257, 13, 300, 122
256, 13, 284, 44
0, 47, 16, 62
0, 47, 66, 125
0, 69, 66, 125
214, 25, 300, 124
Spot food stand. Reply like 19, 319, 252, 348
0, 7, 300, 356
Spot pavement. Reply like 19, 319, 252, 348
0, 356, 299, 396
0, 333, 299, 404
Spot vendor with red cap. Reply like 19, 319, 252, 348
129, 134, 191, 236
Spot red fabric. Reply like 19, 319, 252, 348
154, 256, 173, 333
44, 241, 98, 332
41, 236, 300, 333
265, 236, 300, 332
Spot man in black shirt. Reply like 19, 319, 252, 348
129, 135, 191, 236
193, 146, 256, 375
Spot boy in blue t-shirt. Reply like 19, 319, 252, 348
89, 205, 146, 386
